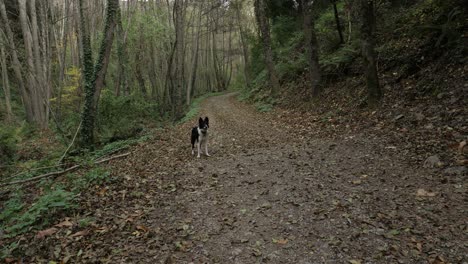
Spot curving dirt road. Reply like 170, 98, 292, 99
24, 93, 466, 263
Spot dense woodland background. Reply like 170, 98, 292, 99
0, 0, 466, 260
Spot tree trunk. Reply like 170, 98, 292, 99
332, 0, 344, 44
173, 0, 185, 119
186, 1, 204, 106
235, 2, 251, 88
0, 37, 13, 122
254, 0, 280, 96
93, 0, 119, 106
302, 0, 322, 97
18, 0, 45, 127
78, 0, 96, 148
79, 0, 119, 148
0, 0, 33, 121
359, 0, 382, 105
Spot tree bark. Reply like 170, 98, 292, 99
254, 0, 280, 96
186, 1, 204, 106
93, 0, 120, 106
235, 1, 251, 88
302, 0, 322, 97
19, 0, 46, 127
332, 0, 344, 44
173, 0, 185, 119
359, 0, 382, 105
0, 35, 13, 122
0, 0, 32, 121
79, 0, 119, 148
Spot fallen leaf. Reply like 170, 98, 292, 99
458, 140, 466, 154
97, 187, 107, 196
136, 225, 150, 233
272, 238, 288, 245
416, 189, 437, 197
55, 219, 73, 228
416, 242, 423, 252
429, 255, 447, 264
4, 258, 16, 263
70, 230, 89, 238
352, 179, 362, 185
36, 227, 58, 239
349, 260, 361, 264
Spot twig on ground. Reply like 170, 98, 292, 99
57, 120, 82, 165
1, 164, 66, 183
0, 152, 131, 188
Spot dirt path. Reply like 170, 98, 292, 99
26, 94, 466, 263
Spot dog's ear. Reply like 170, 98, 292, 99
198, 117, 203, 126
204, 117, 209, 126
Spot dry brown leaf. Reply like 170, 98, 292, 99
416, 242, 423, 252
416, 188, 437, 197
352, 179, 362, 185
70, 230, 89, 238
36, 227, 58, 239
458, 140, 466, 154
272, 238, 288, 245
429, 255, 447, 264
136, 225, 150, 233
55, 218, 73, 228
97, 187, 107, 196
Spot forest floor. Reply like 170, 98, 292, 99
20, 93, 466, 263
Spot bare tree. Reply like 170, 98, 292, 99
254, 0, 280, 96
302, 0, 322, 97
358, 0, 382, 105
79, 0, 120, 148
0, 31, 12, 121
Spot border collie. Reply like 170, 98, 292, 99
191, 117, 210, 158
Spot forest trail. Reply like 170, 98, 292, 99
32, 94, 465, 263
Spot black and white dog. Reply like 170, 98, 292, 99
191, 117, 210, 158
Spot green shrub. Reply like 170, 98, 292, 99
0, 125, 20, 165
97, 91, 159, 142
1, 188, 76, 237
71, 167, 111, 192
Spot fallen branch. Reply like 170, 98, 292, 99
57, 120, 82, 165
95, 152, 131, 164
1, 164, 66, 183
0, 152, 131, 188
0, 165, 81, 187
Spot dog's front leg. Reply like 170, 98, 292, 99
205, 142, 210, 156
197, 142, 201, 158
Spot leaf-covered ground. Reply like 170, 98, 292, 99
12, 93, 467, 263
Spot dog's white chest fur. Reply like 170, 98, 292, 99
198, 128, 208, 142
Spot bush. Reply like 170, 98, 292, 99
0, 126, 19, 165
0, 188, 76, 237
97, 91, 159, 143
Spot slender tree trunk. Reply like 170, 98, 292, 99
302, 0, 322, 97
93, 0, 120, 106
78, 0, 96, 148
235, 3, 250, 87
57, 0, 70, 121
0, 36, 12, 122
173, 0, 185, 119
332, 0, 344, 44
254, 0, 280, 96
186, 1, 203, 106
19, 0, 44, 127
0, 0, 33, 121
79, 0, 119, 148
359, 0, 382, 105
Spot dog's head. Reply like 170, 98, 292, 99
198, 117, 209, 134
